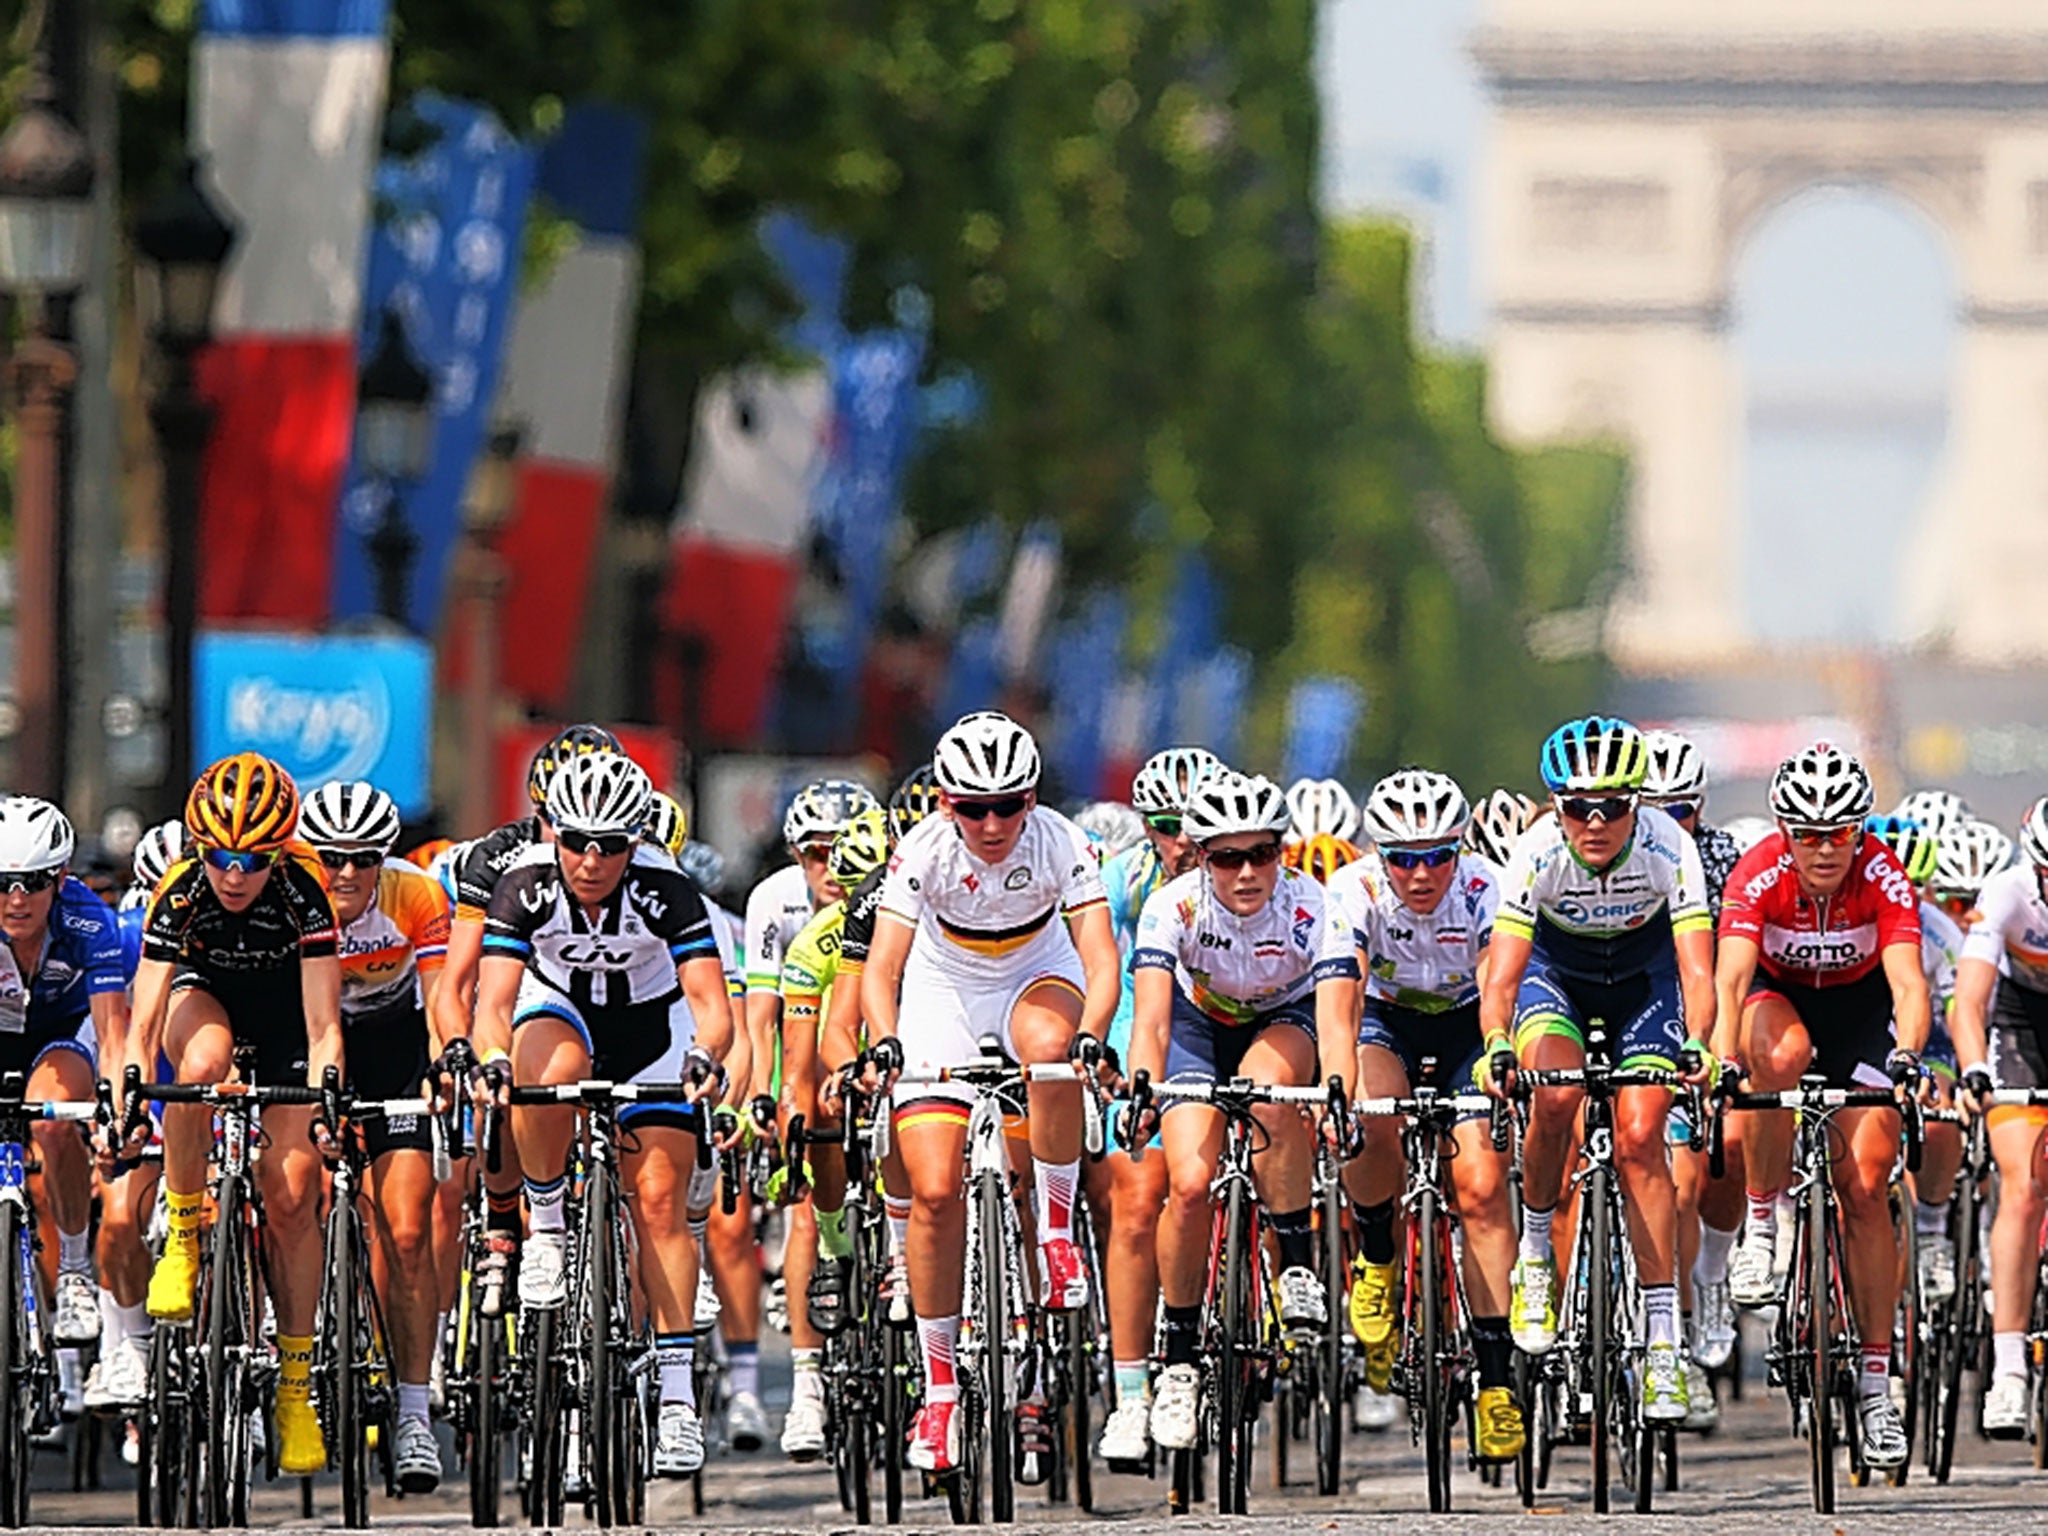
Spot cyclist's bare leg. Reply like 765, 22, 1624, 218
1157, 1106, 1227, 1308
899, 1114, 971, 1315
1450, 1119, 1514, 1314
1674, 1142, 1703, 1314
1915, 1077, 1962, 1205
1700, 1126, 1747, 1231
433, 1156, 466, 1318
1615, 1084, 1678, 1285
1733, 993, 1813, 1203
1088, 1146, 1165, 1367
254, 1104, 325, 1336
96, 1160, 157, 1307
161, 992, 236, 1196
625, 1128, 700, 1334
1341, 1043, 1409, 1210
1987, 1113, 2048, 1337
508, 1015, 588, 1185
1011, 981, 1083, 1168
1243, 1023, 1317, 1211
27, 1048, 92, 1285
1834, 1104, 1903, 1348
1517, 1030, 1586, 1221
705, 1196, 761, 1344
785, 1200, 821, 1351
368, 1147, 439, 1392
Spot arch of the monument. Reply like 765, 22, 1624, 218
1474, 1, 2048, 668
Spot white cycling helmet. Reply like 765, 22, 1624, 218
679, 840, 727, 895
782, 778, 878, 848
1893, 788, 1970, 842
1935, 817, 2015, 898
2020, 797, 2048, 871
1185, 772, 1291, 845
1767, 742, 1873, 827
1130, 748, 1223, 816
1361, 769, 1469, 846
933, 711, 1041, 797
131, 819, 186, 890
1465, 788, 1535, 867
1641, 730, 1707, 800
297, 780, 402, 854
0, 796, 73, 873
1721, 815, 1775, 853
546, 751, 652, 839
1284, 777, 1359, 844
1072, 801, 1146, 859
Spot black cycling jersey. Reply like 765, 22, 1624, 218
482, 843, 719, 1010
837, 867, 886, 970
1695, 824, 1743, 925
452, 816, 544, 920
142, 847, 338, 977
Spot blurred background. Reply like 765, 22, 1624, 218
0, 0, 2041, 884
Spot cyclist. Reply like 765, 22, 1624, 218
721, 777, 874, 1449
1125, 770, 1360, 1453
1893, 788, 1970, 842
645, 792, 689, 860
297, 781, 452, 1491
1095, 746, 1218, 1465
1285, 777, 1359, 849
1484, 716, 1714, 1425
1713, 743, 1927, 1468
1073, 801, 1147, 862
1341, 770, 1524, 1459
0, 799, 128, 1359
1949, 795, 2048, 1436
860, 711, 1122, 1473
477, 749, 738, 1477
127, 753, 340, 1475
1465, 788, 1536, 874
1296, 832, 1362, 887
777, 807, 893, 1460
1931, 817, 2013, 924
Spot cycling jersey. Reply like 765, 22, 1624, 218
836, 868, 885, 972
0, 877, 125, 1077
1692, 823, 1743, 923
451, 817, 543, 922
1102, 843, 1172, 1062
881, 807, 1108, 964
1719, 832, 1921, 989
1959, 862, 2048, 993
1495, 806, 1709, 983
744, 863, 817, 996
1919, 899, 1961, 1075
117, 901, 145, 985
336, 858, 451, 1023
1341, 854, 1497, 1013
780, 899, 847, 1037
1131, 866, 1357, 1027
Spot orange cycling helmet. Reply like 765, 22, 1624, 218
185, 752, 301, 853
1297, 833, 1360, 885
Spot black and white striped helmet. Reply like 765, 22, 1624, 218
0, 796, 73, 873
131, 819, 185, 889
1361, 769, 1469, 846
298, 780, 402, 854
933, 711, 1041, 797
1465, 789, 1536, 867
1893, 788, 1970, 843
1284, 778, 1359, 843
1937, 817, 2016, 897
783, 778, 879, 848
1130, 748, 1223, 816
1184, 772, 1291, 845
1767, 742, 1873, 827
546, 751, 652, 839
1642, 730, 1707, 800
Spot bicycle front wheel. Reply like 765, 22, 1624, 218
1586, 1167, 1614, 1515
1217, 1176, 1258, 1515
466, 1276, 502, 1526
1807, 1183, 1837, 1514
1419, 1186, 1452, 1514
975, 1167, 1013, 1523
328, 1186, 369, 1530
1315, 1169, 1345, 1497
587, 1156, 616, 1528
0, 1200, 23, 1529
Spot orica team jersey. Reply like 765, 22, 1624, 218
482, 843, 719, 1010
1495, 807, 1709, 983
879, 808, 1108, 966
336, 858, 452, 1022
1718, 831, 1920, 988
1132, 867, 1358, 1026
744, 863, 817, 996
1959, 862, 2048, 993
1339, 855, 1498, 1013
1920, 899, 1962, 1019
2, 877, 127, 1032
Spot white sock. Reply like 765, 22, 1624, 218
1696, 1222, 1737, 1285
1035, 1158, 1079, 1243
1745, 1188, 1778, 1235
1859, 1344, 1890, 1400
398, 1382, 430, 1425
917, 1314, 961, 1405
791, 1347, 824, 1402
58, 1227, 88, 1274
98, 1287, 123, 1341
1996, 1330, 2027, 1381
1914, 1198, 1948, 1238
656, 1333, 696, 1407
1644, 1285, 1679, 1349
114, 1295, 150, 1342
525, 1176, 567, 1234
1519, 1204, 1554, 1263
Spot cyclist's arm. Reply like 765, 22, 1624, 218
859, 915, 913, 1043
1069, 903, 1121, 1044
302, 952, 344, 1090
1949, 956, 1997, 1075
743, 991, 780, 1103
1128, 965, 1173, 1086
680, 953, 736, 1066
1674, 923, 1716, 1056
819, 962, 866, 1082
473, 953, 522, 1063
1711, 933, 1760, 1066
1314, 974, 1359, 1098
1478, 928, 1532, 1053
1884, 939, 1932, 1056
431, 915, 484, 1052
89, 989, 130, 1089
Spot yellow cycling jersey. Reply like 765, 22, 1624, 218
779, 899, 847, 1033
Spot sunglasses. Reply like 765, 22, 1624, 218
201, 846, 277, 875
558, 829, 634, 858
1384, 842, 1460, 871
0, 869, 60, 896
796, 843, 834, 866
950, 795, 1030, 821
317, 849, 384, 872
1785, 822, 1858, 849
1206, 840, 1284, 870
1655, 800, 1699, 823
1557, 794, 1636, 824
1144, 813, 1183, 837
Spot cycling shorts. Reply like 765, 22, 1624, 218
894, 935, 1085, 1109
1358, 997, 1487, 1120
0, 1011, 94, 1082
513, 973, 701, 1136
347, 1000, 432, 1160
1749, 968, 1893, 1091
1513, 957, 1684, 1073
170, 966, 309, 1084
1989, 980, 2048, 1122
1162, 988, 1315, 1104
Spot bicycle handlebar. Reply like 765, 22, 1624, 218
505, 1080, 700, 1105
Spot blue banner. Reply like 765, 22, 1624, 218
195, 632, 435, 815
1045, 591, 1127, 798
1147, 552, 1219, 748
938, 618, 1003, 728
1282, 677, 1365, 785
1177, 645, 1251, 765
333, 94, 535, 633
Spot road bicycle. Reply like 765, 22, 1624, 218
441, 1091, 515, 1528
1923, 1099, 1990, 1482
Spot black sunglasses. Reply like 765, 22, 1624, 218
1206, 840, 1283, 870
0, 869, 61, 896
317, 849, 383, 872
1558, 794, 1636, 824
950, 794, 1030, 821
559, 829, 634, 858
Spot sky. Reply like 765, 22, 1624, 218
1317, 0, 1954, 644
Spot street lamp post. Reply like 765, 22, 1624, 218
456, 418, 522, 834
135, 156, 237, 815
0, 58, 94, 800
357, 308, 435, 628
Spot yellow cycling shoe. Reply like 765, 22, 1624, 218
1473, 1386, 1526, 1462
146, 1238, 200, 1323
276, 1391, 327, 1475
1348, 1255, 1399, 1392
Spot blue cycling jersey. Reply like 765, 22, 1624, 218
1102, 843, 1172, 1059
117, 902, 147, 987
12, 878, 127, 1031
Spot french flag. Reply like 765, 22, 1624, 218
191, 0, 390, 623
491, 104, 648, 712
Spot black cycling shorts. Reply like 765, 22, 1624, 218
1750, 967, 1893, 1090
347, 1002, 433, 1160
171, 966, 310, 1085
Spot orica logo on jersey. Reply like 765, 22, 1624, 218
225, 668, 390, 785
1554, 896, 1655, 928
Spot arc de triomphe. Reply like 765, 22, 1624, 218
1475, 0, 2048, 670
